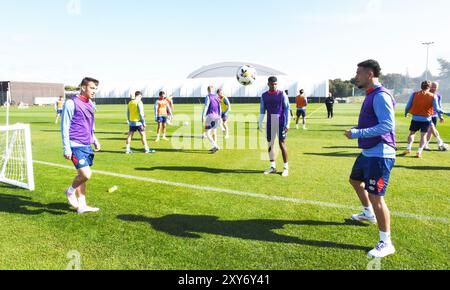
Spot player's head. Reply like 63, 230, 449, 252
355, 60, 381, 90
135, 91, 143, 99
59, 96, 63, 100
285, 90, 289, 95
207, 86, 215, 94
80, 77, 99, 99
217, 88, 224, 96
268, 76, 278, 91
300, 89, 305, 95
421, 81, 432, 91
159, 91, 166, 99
430, 82, 439, 93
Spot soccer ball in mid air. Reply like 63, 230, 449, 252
236, 65, 257, 86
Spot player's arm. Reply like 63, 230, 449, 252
224, 97, 231, 114
433, 96, 444, 121
166, 101, 173, 117
61, 100, 75, 159
305, 96, 309, 108
202, 96, 210, 122
154, 101, 158, 121
350, 93, 395, 139
258, 97, 266, 131
283, 93, 291, 130
138, 102, 146, 127
405, 93, 415, 117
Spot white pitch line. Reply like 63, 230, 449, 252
34, 160, 449, 223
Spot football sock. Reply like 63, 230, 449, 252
380, 231, 392, 245
67, 186, 76, 195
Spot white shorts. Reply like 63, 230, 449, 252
205, 116, 221, 130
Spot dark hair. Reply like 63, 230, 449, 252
159, 91, 166, 97
135, 91, 142, 97
300, 89, 305, 94
357, 60, 381, 78
80, 77, 99, 87
421, 81, 432, 90
268, 76, 278, 83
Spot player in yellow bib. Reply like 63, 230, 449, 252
125, 91, 155, 154
217, 89, 231, 139
55, 96, 65, 124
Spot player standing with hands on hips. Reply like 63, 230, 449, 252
345, 60, 397, 258
61, 77, 101, 214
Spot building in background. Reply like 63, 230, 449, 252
0, 81, 64, 106
95, 62, 329, 104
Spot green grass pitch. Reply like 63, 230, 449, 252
0, 103, 448, 270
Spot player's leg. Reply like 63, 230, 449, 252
417, 123, 430, 157
279, 138, 289, 177
156, 122, 161, 142
162, 119, 168, 140
366, 158, 395, 258
75, 166, 99, 214
405, 130, 416, 155
264, 122, 277, 175
125, 131, 134, 154
350, 155, 376, 223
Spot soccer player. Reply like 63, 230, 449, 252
125, 91, 155, 154
295, 89, 308, 130
166, 95, 175, 125
202, 86, 222, 153
345, 60, 397, 258
425, 82, 449, 151
55, 96, 65, 124
217, 89, 231, 139
285, 90, 295, 121
61, 77, 101, 214
154, 91, 172, 142
404, 81, 445, 158
259, 76, 290, 177
326, 93, 335, 119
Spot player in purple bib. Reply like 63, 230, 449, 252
259, 76, 291, 177
202, 86, 222, 153
345, 60, 397, 259
61, 77, 101, 215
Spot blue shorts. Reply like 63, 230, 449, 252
410, 120, 431, 133
432, 117, 438, 127
221, 113, 229, 122
129, 125, 145, 133
71, 146, 95, 170
57, 110, 63, 115
157, 116, 167, 124
350, 155, 395, 197
297, 109, 306, 118
267, 122, 287, 143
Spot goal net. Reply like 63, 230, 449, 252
0, 124, 35, 191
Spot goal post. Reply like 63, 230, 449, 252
0, 123, 35, 191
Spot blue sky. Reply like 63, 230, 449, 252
1, 0, 449, 86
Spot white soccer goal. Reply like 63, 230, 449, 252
0, 123, 35, 191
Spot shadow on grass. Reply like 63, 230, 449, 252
136, 166, 262, 174
117, 214, 370, 251
323, 146, 359, 150
395, 165, 450, 171
100, 148, 208, 155
304, 152, 360, 158
0, 194, 71, 216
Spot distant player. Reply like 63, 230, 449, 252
61, 77, 101, 214
55, 96, 64, 124
154, 91, 172, 142
285, 90, 295, 121
326, 93, 335, 119
217, 89, 231, 139
404, 81, 445, 158
425, 82, 449, 151
202, 86, 222, 153
259, 76, 290, 177
295, 89, 308, 130
166, 95, 175, 125
125, 91, 155, 154
345, 60, 397, 258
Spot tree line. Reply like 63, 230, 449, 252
329, 58, 450, 102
